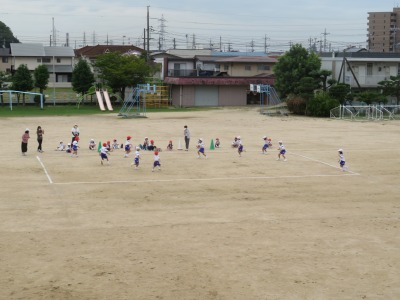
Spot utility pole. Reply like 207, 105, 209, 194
264, 35, 269, 54
52, 17, 56, 47
220, 36, 222, 52
322, 28, 330, 52
159, 14, 166, 51
143, 28, 146, 50
192, 34, 196, 49
147, 6, 150, 61
173, 38, 176, 49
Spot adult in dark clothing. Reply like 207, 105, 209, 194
184, 125, 190, 151
36, 126, 44, 152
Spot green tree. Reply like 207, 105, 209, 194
307, 92, 340, 117
0, 21, 20, 48
377, 75, 400, 105
33, 65, 49, 95
71, 59, 95, 100
0, 71, 10, 106
328, 83, 352, 105
11, 64, 33, 105
357, 90, 387, 105
93, 52, 151, 98
273, 44, 321, 98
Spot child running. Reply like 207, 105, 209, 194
197, 138, 207, 159
71, 137, 80, 158
276, 141, 287, 161
124, 136, 132, 158
338, 149, 347, 171
100, 142, 110, 165
152, 151, 161, 172
131, 147, 141, 169
238, 138, 244, 157
262, 136, 272, 154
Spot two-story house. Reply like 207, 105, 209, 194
163, 54, 277, 107
0, 48, 12, 73
10, 43, 75, 87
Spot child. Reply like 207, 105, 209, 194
197, 138, 207, 159
338, 149, 347, 171
124, 136, 132, 158
112, 139, 119, 149
166, 140, 173, 151
56, 141, 65, 151
215, 138, 220, 148
131, 147, 141, 169
152, 151, 161, 172
141, 137, 149, 150
238, 139, 244, 157
66, 143, 71, 153
100, 142, 110, 165
71, 137, 80, 158
147, 139, 155, 151
262, 136, 272, 154
89, 139, 96, 150
277, 141, 287, 161
231, 136, 239, 148
106, 140, 112, 152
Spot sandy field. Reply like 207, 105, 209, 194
0, 107, 399, 300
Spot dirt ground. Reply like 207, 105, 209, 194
0, 107, 399, 300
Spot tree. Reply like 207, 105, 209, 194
328, 83, 352, 105
11, 64, 33, 105
33, 65, 49, 95
0, 21, 20, 48
307, 92, 340, 117
71, 59, 95, 100
93, 52, 151, 98
0, 71, 10, 106
357, 90, 387, 105
273, 44, 321, 98
377, 75, 400, 105
310, 69, 334, 91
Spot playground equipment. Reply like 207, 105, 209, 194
0, 90, 44, 110
95, 89, 113, 111
249, 84, 283, 115
118, 84, 158, 118
330, 105, 400, 121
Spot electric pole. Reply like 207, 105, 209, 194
147, 6, 150, 62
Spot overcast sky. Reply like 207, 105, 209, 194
1, 0, 398, 52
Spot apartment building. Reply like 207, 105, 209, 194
368, 7, 400, 53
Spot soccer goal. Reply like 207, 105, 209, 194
330, 105, 400, 121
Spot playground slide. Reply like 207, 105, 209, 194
95, 90, 106, 111
103, 90, 113, 111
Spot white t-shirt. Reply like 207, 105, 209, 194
100, 146, 108, 154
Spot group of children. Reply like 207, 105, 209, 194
55, 133, 347, 172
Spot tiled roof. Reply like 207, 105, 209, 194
75, 45, 144, 57
45, 46, 75, 57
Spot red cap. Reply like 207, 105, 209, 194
103, 143, 107, 146
75, 136, 80, 141
150, 139, 154, 143
127, 136, 131, 140
154, 151, 159, 155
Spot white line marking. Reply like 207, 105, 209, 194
291, 152, 360, 175
36, 156, 53, 184
54, 173, 359, 185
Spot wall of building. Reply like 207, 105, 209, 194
171, 85, 195, 107
219, 86, 247, 106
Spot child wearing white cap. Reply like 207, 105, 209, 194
338, 149, 347, 171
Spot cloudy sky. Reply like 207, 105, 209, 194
0, 0, 397, 52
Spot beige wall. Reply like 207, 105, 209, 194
219, 86, 247, 106
222, 63, 274, 76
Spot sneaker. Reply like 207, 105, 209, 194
284, 159, 287, 162
197, 156, 200, 159
205, 155, 207, 159
276, 158, 280, 161
152, 169, 154, 172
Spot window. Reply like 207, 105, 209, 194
37, 58, 41, 63
257, 65, 270, 71
367, 63, 373, 76
224, 64, 229, 71
2, 57, 8, 63
57, 58, 61, 63
42, 57, 51, 63
245, 65, 251, 71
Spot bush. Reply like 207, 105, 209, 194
307, 92, 339, 117
286, 94, 307, 115
33, 94, 45, 105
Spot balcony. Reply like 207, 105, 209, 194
167, 69, 220, 77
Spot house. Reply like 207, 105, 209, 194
0, 48, 12, 73
163, 54, 277, 107
75, 45, 144, 65
10, 43, 75, 87
320, 51, 400, 89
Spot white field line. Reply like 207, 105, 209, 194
290, 152, 360, 175
54, 173, 359, 185
36, 156, 53, 184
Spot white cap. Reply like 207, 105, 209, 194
278, 140, 282, 143
263, 136, 267, 139
237, 136, 241, 139
25, 128, 30, 131
338, 148, 343, 152
136, 146, 140, 150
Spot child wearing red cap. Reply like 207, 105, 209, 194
100, 142, 110, 165
152, 151, 161, 172
124, 136, 132, 158
71, 136, 80, 158
166, 140, 173, 151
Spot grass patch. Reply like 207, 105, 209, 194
0, 104, 220, 117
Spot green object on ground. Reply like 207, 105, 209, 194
210, 139, 215, 150
98, 141, 102, 152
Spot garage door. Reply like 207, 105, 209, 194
194, 86, 218, 106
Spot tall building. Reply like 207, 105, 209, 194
368, 7, 400, 53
